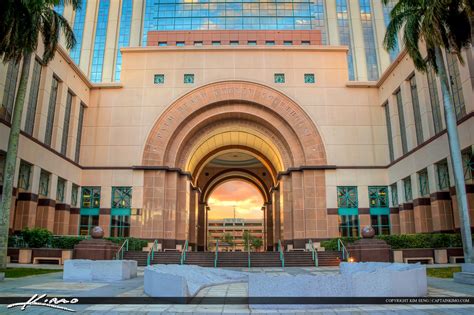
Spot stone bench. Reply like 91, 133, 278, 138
33, 257, 62, 265
449, 256, 464, 264
63, 260, 137, 282
404, 257, 434, 264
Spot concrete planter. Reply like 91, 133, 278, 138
61, 250, 73, 263
18, 249, 32, 264
63, 260, 138, 281
434, 249, 448, 264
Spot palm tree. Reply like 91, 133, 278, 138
383, 0, 473, 262
0, 0, 78, 269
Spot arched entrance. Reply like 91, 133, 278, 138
138, 81, 327, 251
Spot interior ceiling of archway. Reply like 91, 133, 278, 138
186, 130, 284, 177
207, 152, 261, 168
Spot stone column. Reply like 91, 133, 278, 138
188, 187, 199, 250
14, 165, 40, 230
141, 170, 166, 240
451, 184, 474, 229
271, 188, 281, 248
264, 203, 274, 251
163, 172, 178, 249
413, 198, 433, 233
399, 203, 416, 234
280, 174, 293, 248
36, 174, 57, 232
390, 208, 401, 235
430, 192, 454, 232
175, 175, 190, 245
54, 180, 71, 235
197, 202, 206, 251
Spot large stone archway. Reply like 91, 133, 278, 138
135, 81, 328, 250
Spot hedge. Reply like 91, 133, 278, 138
320, 233, 466, 250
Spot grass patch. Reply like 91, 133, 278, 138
426, 267, 461, 278
0, 268, 61, 278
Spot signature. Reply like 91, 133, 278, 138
7, 294, 78, 312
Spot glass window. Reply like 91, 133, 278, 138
71, 184, 79, 207
230, 41, 239, 45
112, 187, 132, 209
359, 0, 379, 80
70, 0, 87, 64
304, 73, 315, 84
154, 74, 165, 84
266, 41, 275, 45
90, 0, 110, 82
336, 0, 355, 80
301, 41, 310, 45
409, 75, 424, 145
274, 73, 285, 83
1, 61, 20, 122
418, 169, 430, 197
390, 183, 398, 206
54, 3, 64, 15
115, 0, 133, 81
18, 161, 31, 191
382, 0, 399, 61
368, 186, 388, 208
384, 102, 394, 162
79, 215, 99, 236
110, 215, 130, 237
194, 41, 203, 46
284, 41, 293, 45
339, 214, 359, 237
61, 91, 73, 155
403, 176, 412, 202
395, 89, 408, 154
337, 186, 358, 208
247, 41, 257, 45
371, 214, 390, 235
45, 76, 59, 146
24, 58, 42, 135
176, 41, 185, 46
212, 41, 221, 45
427, 68, 442, 134
57, 177, 66, 202
39, 170, 50, 197
446, 53, 466, 120
158, 42, 168, 46
75, 103, 85, 163
462, 147, 474, 181
436, 160, 450, 190
81, 187, 101, 209
184, 74, 194, 84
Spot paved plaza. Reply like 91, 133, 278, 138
1, 265, 473, 314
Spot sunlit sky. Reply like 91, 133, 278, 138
207, 180, 264, 220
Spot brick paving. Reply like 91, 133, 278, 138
0, 266, 472, 314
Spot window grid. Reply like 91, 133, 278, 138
384, 102, 394, 162
25, 58, 42, 135
304, 73, 315, 83
112, 187, 132, 209
70, 0, 87, 64
1, 61, 20, 122
427, 68, 442, 134
368, 186, 389, 208
382, 0, 399, 61
44, 76, 59, 146
61, 91, 73, 155
409, 75, 423, 145
336, 0, 355, 80
71, 184, 79, 207
462, 147, 474, 181
446, 53, 466, 120
57, 177, 66, 202
403, 177, 412, 202
110, 215, 131, 237
274, 73, 285, 83
436, 160, 450, 190
79, 215, 99, 236
81, 187, 101, 209
39, 170, 50, 197
337, 186, 358, 208
395, 89, 408, 154
418, 169, 430, 197
371, 214, 390, 235
115, 0, 133, 81
359, 0, 379, 80
339, 215, 359, 237
90, 0, 110, 83
18, 161, 31, 191
75, 103, 85, 163
390, 183, 398, 206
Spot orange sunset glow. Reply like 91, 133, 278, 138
207, 180, 264, 220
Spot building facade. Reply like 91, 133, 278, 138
208, 218, 264, 251
0, 0, 473, 251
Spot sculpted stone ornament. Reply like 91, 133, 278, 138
361, 225, 375, 239
90, 226, 104, 239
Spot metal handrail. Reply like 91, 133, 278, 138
180, 240, 189, 265
337, 238, 350, 261
116, 239, 129, 260
214, 240, 219, 268
147, 240, 159, 266
247, 238, 251, 269
308, 240, 319, 267
277, 240, 285, 267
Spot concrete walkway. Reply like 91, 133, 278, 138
0, 266, 472, 314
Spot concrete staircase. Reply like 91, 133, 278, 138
123, 250, 181, 266
184, 252, 215, 267
217, 252, 249, 267
250, 252, 282, 267
284, 251, 341, 267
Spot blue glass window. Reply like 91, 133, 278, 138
184, 74, 194, 84
274, 73, 285, 83
154, 74, 165, 84
359, 0, 379, 80
75, 103, 85, 163
336, 0, 355, 80
427, 68, 443, 134
304, 73, 315, 84
382, 1, 400, 61
45, 76, 59, 147
61, 91, 73, 155
115, 0, 133, 81
384, 102, 394, 162
24, 58, 42, 135
54, 3, 64, 15
409, 75, 424, 145
395, 89, 408, 154
90, 0, 110, 83
70, 0, 87, 64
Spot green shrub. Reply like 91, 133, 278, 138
20, 228, 52, 248
50, 236, 86, 249
106, 237, 148, 251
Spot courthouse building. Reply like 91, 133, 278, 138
0, 0, 473, 251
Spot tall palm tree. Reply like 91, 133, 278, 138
383, 0, 473, 262
0, 0, 78, 269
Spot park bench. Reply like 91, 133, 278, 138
33, 257, 62, 265
404, 257, 433, 264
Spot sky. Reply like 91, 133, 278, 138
207, 180, 264, 220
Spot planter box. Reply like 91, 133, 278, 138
18, 249, 32, 264
434, 249, 448, 264
62, 250, 73, 263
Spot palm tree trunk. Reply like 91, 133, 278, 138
0, 53, 32, 269
434, 47, 473, 263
